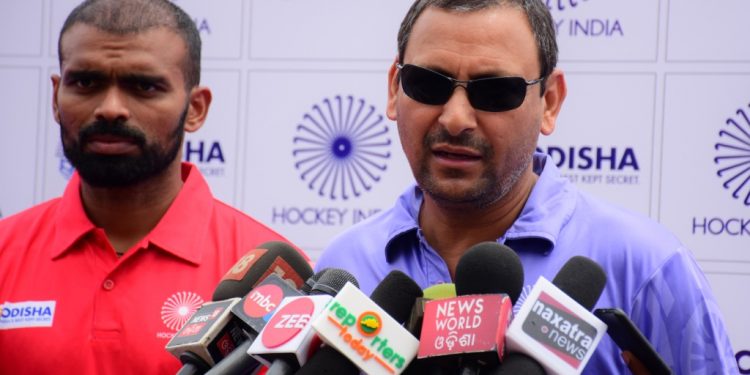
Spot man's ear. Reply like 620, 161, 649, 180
51, 74, 62, 124
539, 68, 567, 136
386, 57, 400, 121
183, 86, 212, 133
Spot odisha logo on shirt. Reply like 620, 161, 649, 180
715, 103, 750, 206
160, 291, 205, 332
292, 95, 391, 201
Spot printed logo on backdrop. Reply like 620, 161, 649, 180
715, 104, 750, 206
158, 291, 205, 339
693, 103, 750, 238
536, 145, 641, 186
56, 144, 75, 180
170, 1, 212, 36
272, 95, 391, 227
547, 0, 624, 39
184, 139, 227, 177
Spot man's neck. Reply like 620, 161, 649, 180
79, 163, 185, 255
418, 170, 538, 279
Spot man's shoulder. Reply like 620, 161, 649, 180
206, 198, 290, 241
316, 205, 402, 268
574, 190, 680, 248
0, 198, 61, 235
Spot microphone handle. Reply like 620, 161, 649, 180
204, 339, 259, 375
460, 361, 481, 375
265, 359, 295, 375
176, 363, 202, 375
177, 351, 211, 375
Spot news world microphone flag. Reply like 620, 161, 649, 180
417, 294, 512, 359
311, 282, 419, 375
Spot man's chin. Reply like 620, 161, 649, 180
421, 180, 494, 207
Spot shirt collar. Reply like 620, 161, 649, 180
50, 163, 213, 265
502, 153, 577, 254
384, 152, 577, 261
51, 173, 97, 259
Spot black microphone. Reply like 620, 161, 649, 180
167, 241, 313, 375
505, 255, 608, 374
297, 270, 423, 375
404, 241, 525, 375
451, 242, 525, 375
552, 256, 607, 310
203, 271, 327, 375
454, 242, 525, 303
213, 241, 313, 301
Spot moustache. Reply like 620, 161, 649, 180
423, 128, 491, 155
78, 119, 147, 148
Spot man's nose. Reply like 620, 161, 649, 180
94, 87, 130, 122
437, 86, 478, 136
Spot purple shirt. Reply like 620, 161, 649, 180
316, 153, 738, 374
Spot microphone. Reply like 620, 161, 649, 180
247, 269, 359, 374
506, 256, 608, 375
204, 270, 329, 375
423, 283, 457, 300
297, 270, 423, 375
406, 283, 456, 338
166, 241, 313, 374
552, 256, 607, 311
213, 241, 313, 301
418, 242, 524, 375
309, 270, 423, 375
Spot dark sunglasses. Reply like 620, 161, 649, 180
397, 63, 543, 112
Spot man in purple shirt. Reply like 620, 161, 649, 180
315, 0, 738, 373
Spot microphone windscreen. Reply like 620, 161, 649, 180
212, 241, 313, 301
552, 255, 607, 310
422, 283, 456, 300
454, 241, 524, 303
370, 270, 424, 324
300, 269, 327, 294
310, 268, 359, 296
484, 352, 546, 374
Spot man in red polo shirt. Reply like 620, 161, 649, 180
0, 0, 295, 373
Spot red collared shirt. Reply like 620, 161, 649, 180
0, 163, 292, 375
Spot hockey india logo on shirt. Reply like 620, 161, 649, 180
157, 291, 204, 339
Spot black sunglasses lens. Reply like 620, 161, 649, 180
400, 65, 454, 105
468, 77, 527, 112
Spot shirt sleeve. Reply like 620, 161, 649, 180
629, 247, 739, 374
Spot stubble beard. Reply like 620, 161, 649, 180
415, 128, 534, 210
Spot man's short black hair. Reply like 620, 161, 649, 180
58, 0, 201, 89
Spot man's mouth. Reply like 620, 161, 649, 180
84, 134, 140, 154
432, 145, 483, 161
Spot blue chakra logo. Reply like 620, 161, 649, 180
715, 104, 750, 206
292, 95, 391, 200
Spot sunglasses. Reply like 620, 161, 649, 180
397, 63, 543, 112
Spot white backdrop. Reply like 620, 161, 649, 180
0, 0, 748, 370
